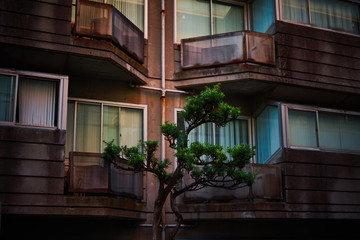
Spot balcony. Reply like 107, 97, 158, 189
75, 0, 144, 63
68, 152, 143, 200
181, 31, 275, 69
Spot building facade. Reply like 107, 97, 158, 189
1, 0, 360, 239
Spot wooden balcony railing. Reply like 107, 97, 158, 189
181, 31, 275, 69
75, 0, 144, 63
68, 152, 143, 200
182, 164, 282, 203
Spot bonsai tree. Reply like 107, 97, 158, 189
103, 84, 255, 240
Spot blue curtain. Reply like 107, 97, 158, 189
252, 0, 275, 33
0, 74, 16, 122
256, 105, 280, 164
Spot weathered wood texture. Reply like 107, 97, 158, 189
275, 21, 360, 91
0, 126, 66, 195
283, 148, 360, 218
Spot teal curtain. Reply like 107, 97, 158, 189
251, 0, 275, 33
281, 0, 310, 24
176, 0, 211, 41
310, 0, 360, 35
319, 112, 360, 151
0, 74, 16, 122
213, 1, 244, 34
288, 109, 318, 148
256, 105, 280, 164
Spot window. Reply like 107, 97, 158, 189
251, 0, 275, 33
86, 0, 145, 32
281, 0, 360, 35
176, 110, 249, 151
66, 99, 146, 158
0, 70, 68, 129
176, 0, 245, 42
255, 105, 281, 164
284, 105, 360, 152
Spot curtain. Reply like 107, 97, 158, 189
188, 122, 214, 145
288, 109, 318, 148
281, 0, 310, 24
176, 0, 211, 41
106, 0, 144, 31
310, 0, 360, 35
119, 107, 143, 147
213, 1, 244, 35
0, 74, 15, 122
216, 119, 248, 148
18, 77, 57, 127
65, 102, 75, 164
256, 106, 280, 164
251, 0, 275, 33
103, 105, 120, 148
319, 111, 360, 151
75, 103, 101, 153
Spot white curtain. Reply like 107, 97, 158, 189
288, 109, 318, 148
0, 74, 15, 122
103, 105, 120, 148
281, 0, 310, 24
213, 1, 244, 34
75, 103, 101, 153
18, 77, 57, 127
65, 102, 75, 164
107, 0, 144, 31
256, 105, 280, 164
310, 0, 360, 35
119, 107, 143, 147
216, 119, 248, 148
188, 122, 214, 145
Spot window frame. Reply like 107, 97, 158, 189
278, 0, 360, 37
174, 0, 249, 43
68, 97, 147, 153
0, 69, 69, 130
282, 103, 360, 153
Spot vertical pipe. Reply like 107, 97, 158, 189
161, 0, 166, 161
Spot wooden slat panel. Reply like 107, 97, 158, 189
277, 45, 360, 70
284, 162, 360, 180
285, 176, 360, 192
0, 176, 64, 194
0, 126, 66, 145
0, 0, 71, 21
0, 159, 64, 178
0, 141, 65, 161
0, 10, 70, 36
286, 190, 360, 205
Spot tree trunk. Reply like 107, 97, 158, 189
153, 201, 163, 240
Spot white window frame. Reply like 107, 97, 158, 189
0, 68, 69, 130
278, 0, 360, 37
282, 103, 360, 153
174, 0, 249, 43
68, 97, 147, 152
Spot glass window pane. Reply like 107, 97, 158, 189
103, 105, 120, 148
216, 119, 248, 148
65, 101, 75, 161
0, 74, 16, 122
119, 107, 143, 147
281, 0, 310, 24
213, 1, 244, 35
340, 114, 360, 151
75, 103, 101, 152
256, 105, 280, 164
318, 111, 342, 150
176, 0, 211, 41
107, 0, 144, 31
17, 77, 57, 127
251, 0, 275, 33
288, 109, 318, 148
310, 0, 360, 35
188, 122, 213, 145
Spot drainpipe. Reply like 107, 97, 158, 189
161, 0, 166, 162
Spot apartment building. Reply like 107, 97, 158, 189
1, 0, 360, 239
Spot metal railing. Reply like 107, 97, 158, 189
75, 0, 144, 63
68, 152, 143, 200
181, 31, 275, 69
